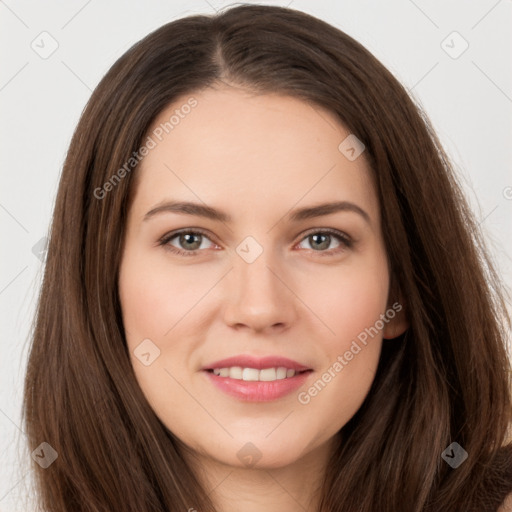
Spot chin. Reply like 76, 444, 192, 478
214, 434, 317, 470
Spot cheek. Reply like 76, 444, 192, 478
119, 251, 210, 343
292, 253, 388, 420
118, 251, 202, 423
297, 255, 389, 351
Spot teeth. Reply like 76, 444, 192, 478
242, 367, 259, 381
230, 366, 243, 379
259, 368, 276, 381
212, 366, 299, 381
276, 367, 287, 379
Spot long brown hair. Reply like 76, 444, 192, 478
22, 4, 512, 511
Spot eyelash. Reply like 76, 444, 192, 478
157, 228, 353, 257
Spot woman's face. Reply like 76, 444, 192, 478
119, 85, 406, 470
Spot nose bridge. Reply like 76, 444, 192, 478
234, 241, 283, 303
223, 238, 296, 330
236, 247, 278, 296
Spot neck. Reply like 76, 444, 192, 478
186, 437, 336, 512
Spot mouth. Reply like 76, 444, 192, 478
201, 355, 314, 402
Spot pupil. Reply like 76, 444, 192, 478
181, 233, 201, 250
311, 234, 329, 250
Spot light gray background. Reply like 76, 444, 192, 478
1, 0, 511, 510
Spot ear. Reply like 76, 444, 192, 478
382, 282, 409, 340
382, 302, 409, 340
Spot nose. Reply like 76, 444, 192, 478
223, 248, 298, 334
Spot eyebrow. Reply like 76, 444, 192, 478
143, 200, 371, 224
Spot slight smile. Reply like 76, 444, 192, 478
201, 354, 314, 402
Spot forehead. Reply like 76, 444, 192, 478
133, 86, 378, 222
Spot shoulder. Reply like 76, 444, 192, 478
498, 492, 512, 512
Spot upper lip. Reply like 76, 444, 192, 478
202, 355, 312, 372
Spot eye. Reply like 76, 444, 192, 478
296, 229, 353, 255
158, 229, 218, 257
158, 227, 353, 257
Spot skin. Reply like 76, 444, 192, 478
118, 84, 408, 512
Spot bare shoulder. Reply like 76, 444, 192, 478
498, 492, 512, 512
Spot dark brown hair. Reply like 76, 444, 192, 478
22, 4, 512, 511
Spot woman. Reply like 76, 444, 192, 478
22, 4, 512, 511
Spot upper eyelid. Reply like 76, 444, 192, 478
161, 227, 218, 244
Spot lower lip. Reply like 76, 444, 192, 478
203, 370, 313, 402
